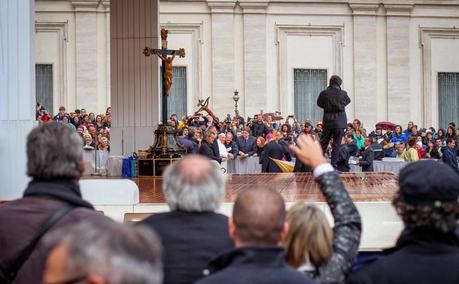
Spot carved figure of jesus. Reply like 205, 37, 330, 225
154, 51, 176, 97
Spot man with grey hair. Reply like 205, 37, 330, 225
139, 155, 234, 284
43, 221, 162, 284
0, 122, 109, 284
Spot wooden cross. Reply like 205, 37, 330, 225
143, 28, 185, 124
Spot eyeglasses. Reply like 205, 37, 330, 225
44, 275, 87, 284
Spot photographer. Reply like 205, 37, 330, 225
251, 114, 269, 137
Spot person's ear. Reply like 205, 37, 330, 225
278, 222, 289, 244
86, 274, 106, 284
78, 158, 85, 178
228, 217, 236, 240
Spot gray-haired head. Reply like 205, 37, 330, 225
162, 155, 225, 212
27, 122, 83, 180
43, 221, 163, 284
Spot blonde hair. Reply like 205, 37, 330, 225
284, 202, 333, 269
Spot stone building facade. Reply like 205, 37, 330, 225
35, 0, 459, 130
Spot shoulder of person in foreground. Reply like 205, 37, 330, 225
195, 265, 316, 284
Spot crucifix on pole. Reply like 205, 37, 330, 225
143, 28, 185, 124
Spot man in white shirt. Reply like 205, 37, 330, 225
217, 133, 229, 170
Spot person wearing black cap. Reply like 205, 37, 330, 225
348, 160, 459, 284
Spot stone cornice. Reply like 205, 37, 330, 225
71, 0, 99, 12
384, 4, 414, 17
349, 3, 379, 16
239, 0, 269, 14
207, 0, 236, 13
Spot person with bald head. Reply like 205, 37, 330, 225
139, 155, 233, 284
196, 188, 314, 284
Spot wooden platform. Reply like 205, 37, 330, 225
131, 172, 398, 204
82, 172, 403, 250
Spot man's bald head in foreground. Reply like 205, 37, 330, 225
230, 188, 287, 246
163, 155, 225, 212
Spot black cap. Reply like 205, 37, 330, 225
398, 160, 459, 205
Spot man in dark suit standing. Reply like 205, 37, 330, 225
262, 132, 291, 173
357, 137, 374, 172
237, 128, 257, 158
317, 75, 351, 168
199, 131, 222, 164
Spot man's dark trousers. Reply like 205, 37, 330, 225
320, 128, 344, 168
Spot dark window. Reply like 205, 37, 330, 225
35, 64, 53, 113
161, 66, 187, 119
294, 69, 327, 123
438, 72, 459, 129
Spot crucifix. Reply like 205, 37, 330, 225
143, 28, 185, 124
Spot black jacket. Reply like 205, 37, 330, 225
224, 141, 238, 157
337, 144, 351, 172
359, 146, 374, 172
317, 85, 351, 129
196, 247, 315, 284
348, 228, 459, 284
262, 141, 290, 173
236, 136, 256, 156
140, 211, 234, 284
251, 121, 269, 137
370, 142, 384, 161
199, 141, 222, 163
442, 147, 459, 173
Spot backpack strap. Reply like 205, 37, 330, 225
2, 205, 75, 283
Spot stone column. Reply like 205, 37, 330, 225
350, 4, 379, 129
0, 0, 36, 199
386, 4, 413, 124
208, 0, 236, 116
240, 0, 268, 116
72, 0, 99, 111
110, 0, 160, 155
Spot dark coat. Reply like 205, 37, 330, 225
294, 159, 312, 172
140, 211, 234, 284
199, 141, 222, 163
442, 147, 458, 173
236, 136, 256, 156
0, 180, 109, 284
337, 144, 351, 172
196, 247, 315, 284
262, 141, 288, 173
317, 85, 351, 129
359, 146, 374, 172
251, 121, 269, 137
348, 228, 459, 284
371, 142, 384, 161
212, 140, 220, 159
347, 140, 359, 157
224, 141, 238, 157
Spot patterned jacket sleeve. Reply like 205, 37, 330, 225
315, 171, 362, 284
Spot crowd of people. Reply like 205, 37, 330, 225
0, 122, 457, 284
173, 110, 459, 173
36, 104, 112, 151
